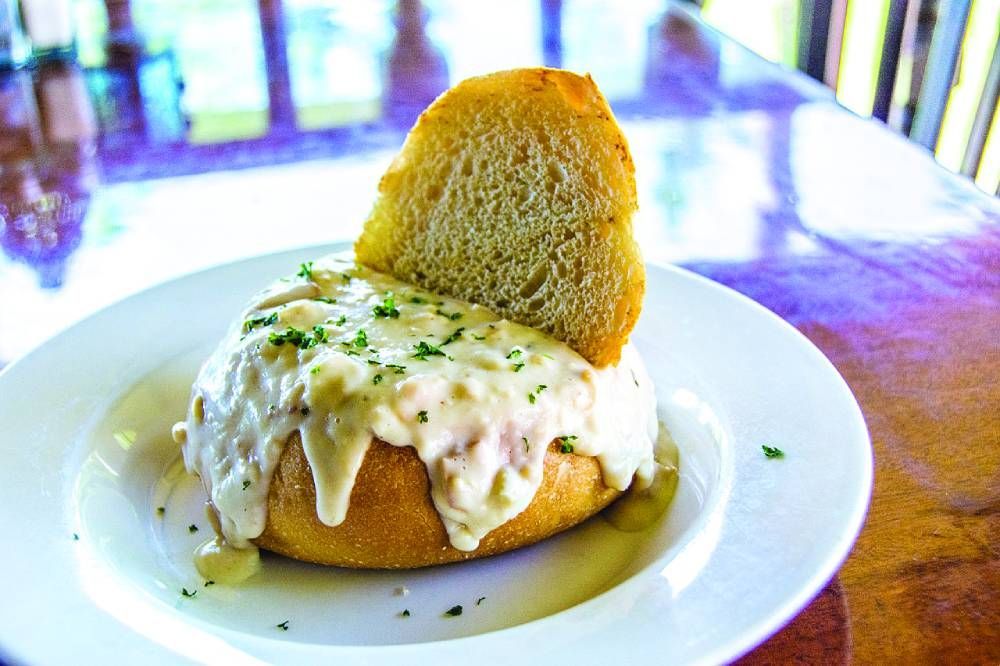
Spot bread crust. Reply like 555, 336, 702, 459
254, 432, 621, 568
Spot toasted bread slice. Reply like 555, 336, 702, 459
355, 68, 643, 366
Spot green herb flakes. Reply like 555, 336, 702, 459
268, 326, 328, 350
413, 340, 446, 361
373, 297, 400, 319
243, 312, 279, 334
296, 261, 314, 280
276, 620, 290, 631
417, 410, 429, 423
181, 588, 197, 598
373, 374, 384, 385
557, 435, 578, 454
188, 524, 198, 533
762, 445, 785, 458
352, 329, 369, 348
442, 327, 465, 345
444, 605, 463, 617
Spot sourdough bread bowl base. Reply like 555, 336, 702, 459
256, 435, 620, 568
0, 244, 871, 664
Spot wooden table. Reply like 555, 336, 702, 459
1, 3, 997, 663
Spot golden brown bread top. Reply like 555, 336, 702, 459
355, 68, 644, 366
254, 432, 621, 569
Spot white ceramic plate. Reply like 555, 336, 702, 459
0, 244, 871, 665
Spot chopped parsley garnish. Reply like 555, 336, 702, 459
335, 315, 347, 326
413, 340, 446, 360
352, 329, 369, 348
373, 374, 384, 385
72, 533, 79, 541
522, 437, 529, 452
527, 392, 536, 404
276, 620, 289, 631
444, 605, 463, 617
373, 296, 400, 319
417, 410, 429, 423
385, 364, 407, 374
442, 327, 465, 345
310, 366, 321, 375
410, 296, 425, 304
472, 334, 486, 341
242, 479, 251, 490
512, 362, 525, 372
204, 580, 215, 587
762, 445, 785, 458
367, 358, 381, 365
269, 327, 305, 347
296, 261, 314, 280
341, 272, 353, 283
436, 308, 463, 321
156, 506, 165, 516
506, 348, 522, 360
400, 609, 411, 617
476, 596, 486, 605
188, 524, 198, 533
268, 326, 329, 350
313, 296, 336, 304
181, 588, 197, 598
557, 435, 578, 453
243, 312, 279, 334
535, 384, 547, 394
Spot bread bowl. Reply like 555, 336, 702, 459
172, 68, 664, 577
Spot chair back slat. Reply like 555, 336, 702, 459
798, 0, 834, 81
960, 41, 1000, 177
824, 0, 849, 86
909, 0, 972, 150
873, 0, 911, 121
